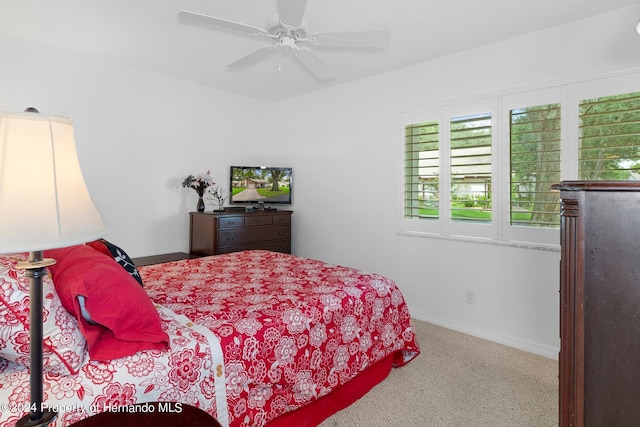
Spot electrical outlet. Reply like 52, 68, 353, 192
465, 288, 476, 305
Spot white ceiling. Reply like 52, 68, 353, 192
1, 0, 639, 102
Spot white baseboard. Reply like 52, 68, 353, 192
410, 310, 559, 360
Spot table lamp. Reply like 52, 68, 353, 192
0, 109, 107, 426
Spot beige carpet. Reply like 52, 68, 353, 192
320, 320, 558, 427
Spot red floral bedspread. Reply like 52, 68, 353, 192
0, 250, 418, 427
141, 250, 420, 426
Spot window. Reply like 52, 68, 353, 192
579, 91, 640, 180
509, 104, 561, 229
398, 72, 640, 248
404, 121, 439, 220
450, 113, 492, 223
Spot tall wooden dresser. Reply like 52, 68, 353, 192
554, 181, 640, 427
189, 210, 292, 256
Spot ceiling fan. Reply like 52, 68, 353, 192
178, 0, 390, 80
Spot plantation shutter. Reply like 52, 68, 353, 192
404, 121, 439, 219
450, 113, 492, 222
579, 91, 640, 181
509, 104, 561, 228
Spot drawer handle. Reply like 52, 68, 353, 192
226, 236, 235, 242
255, 219, 262, 224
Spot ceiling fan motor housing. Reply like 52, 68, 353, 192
266, 18, 309, 42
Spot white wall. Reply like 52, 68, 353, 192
2, 5, 640, 358
0, 32, 273, 257
271, 5, 640, 358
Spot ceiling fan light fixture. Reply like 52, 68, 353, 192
178, 0, 388, 81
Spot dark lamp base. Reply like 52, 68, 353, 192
15, 410, 57, 427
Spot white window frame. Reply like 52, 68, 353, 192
500, 86, 566, 246
445, 99, 498, 241
399, 106, 444, 236
397, 68, 640, 250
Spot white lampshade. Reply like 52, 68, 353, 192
0, 111, 107, 253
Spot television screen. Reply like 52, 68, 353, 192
230, 166, 292, 205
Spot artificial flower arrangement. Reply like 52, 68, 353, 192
182, 170, 214, 196
182, 170, 214, 212
206, 184, 227, 212
182, 170, 227, 212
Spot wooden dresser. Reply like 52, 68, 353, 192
189, 210, 292, 256
554, 181, 640, 427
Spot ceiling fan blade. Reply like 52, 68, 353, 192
312, 31, 390, 48
295, 48, 333, 80
277, 0, 307, 28
227, 45, 278, 69
179, 10, 266, 36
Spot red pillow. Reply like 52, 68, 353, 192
86, 239, 144, 286
86, 240, 112, 257
45, 245, 169, 361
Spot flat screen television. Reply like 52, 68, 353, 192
230, 166, 292, 205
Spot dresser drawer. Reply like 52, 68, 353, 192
243, 214, 291, 227
218, 225, 290, 246
218, 216, 244, 229
244, 215, 273, 227
217, 239, 291, 255
272, 214, 291, 226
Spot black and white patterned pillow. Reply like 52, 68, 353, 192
92, 239, 143, 286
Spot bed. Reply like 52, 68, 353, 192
0, 246, 419, 426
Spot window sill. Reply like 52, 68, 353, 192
397, 230, 560, 252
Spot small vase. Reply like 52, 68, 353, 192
197, 196, 205, 213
